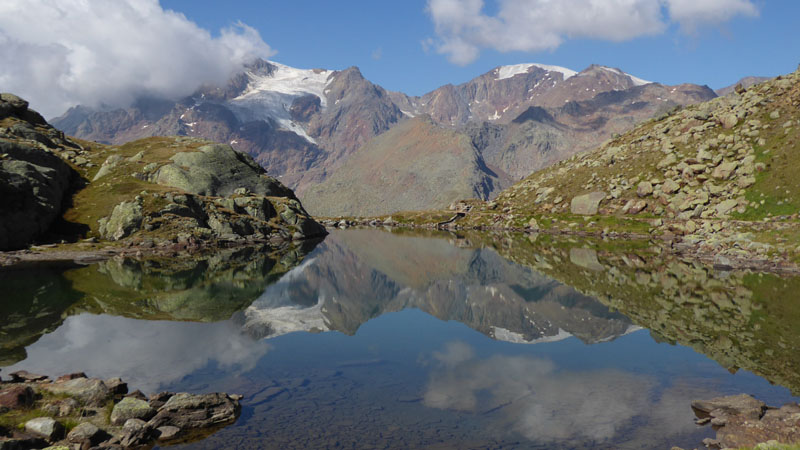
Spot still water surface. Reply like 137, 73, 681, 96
2, 229, 798, 449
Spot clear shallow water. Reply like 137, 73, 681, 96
2, 229, 798, 449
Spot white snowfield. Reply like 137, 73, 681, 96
495, 63, 578, 81
495, 62, 652, 87
597, 66, 652, 86
229, 61, 335, 144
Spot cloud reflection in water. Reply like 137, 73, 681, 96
423, 341, 707, 446
5, 314, 270, 393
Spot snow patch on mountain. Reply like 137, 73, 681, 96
597, 66, 651, 86
228, 61, 334, 144
496, 63, 578, 81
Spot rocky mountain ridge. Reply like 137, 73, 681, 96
52, 59, 718, 216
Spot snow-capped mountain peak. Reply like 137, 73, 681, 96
228, 61, 335, 143
595, 66, 651, 86
495, 63, 578, 81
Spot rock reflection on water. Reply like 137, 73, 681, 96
239, 229, 637, 345
0, 241, 318, 367
3, 229, 800, 448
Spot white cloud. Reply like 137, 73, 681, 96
0, 0, 275, 118
664, 0, 758, 31
426, 0, 759, 65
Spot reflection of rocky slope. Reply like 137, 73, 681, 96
0, 242, 318, 366
240, 230, 634, 344
0, 265, 82, 365
472, 230, 800, 396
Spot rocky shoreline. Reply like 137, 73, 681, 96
0, 370, 241, 449
682, 394, 800, 450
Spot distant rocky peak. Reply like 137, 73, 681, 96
573, 64, 652, 89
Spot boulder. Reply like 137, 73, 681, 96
151, 144, 295, 198
66, 422, 109, 447
662, 179, 680, 194
0, 141, 76, 250
570, 192, 606, 215
147, 393, 241, 430
712, 161, 738, 180
715, 199, 739, 216
720, 113, 739, 129
110, 397, 157, 425
692, 394, 766, 421
9, 371, 49, 382
43, 377, 112, 407
24, 417, 64, 441
0, 386, 34, 409
120, 418, 156, 448
156, 425, 181, 441
637, 182, 653, 197
98, 200, 143, 240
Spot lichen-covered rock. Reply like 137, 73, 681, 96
43, 377, 112, 407
98, 200, 143, 240
151, 144, 295, 198
66, 422, 108, 447
24, 417, 64, 441
110, 397, 157, 425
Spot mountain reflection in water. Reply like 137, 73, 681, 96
2, 229, 799, 449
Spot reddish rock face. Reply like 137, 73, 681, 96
0, 385, 35, 409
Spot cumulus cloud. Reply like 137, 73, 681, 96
0, 0, 275, 118
426, 0, 759, 65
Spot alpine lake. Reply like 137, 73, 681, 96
2, 228, 799, 449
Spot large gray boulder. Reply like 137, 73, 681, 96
0, 141, 75, 250
570, 191, 606, 215
151, 144, 295, 198
98, 200, 144, 240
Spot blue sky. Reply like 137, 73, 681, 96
162, 0, 800, 95
2, 0, 799, 117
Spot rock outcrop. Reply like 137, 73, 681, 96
0, 93, 326, 252
0, 94, 79, 250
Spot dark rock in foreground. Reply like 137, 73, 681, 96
0, 94, 79, 250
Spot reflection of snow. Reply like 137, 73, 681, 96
241, 257, 330, 338
492, 326, 572, 344
422, 341, 706, 446
6, 315, 269, 393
